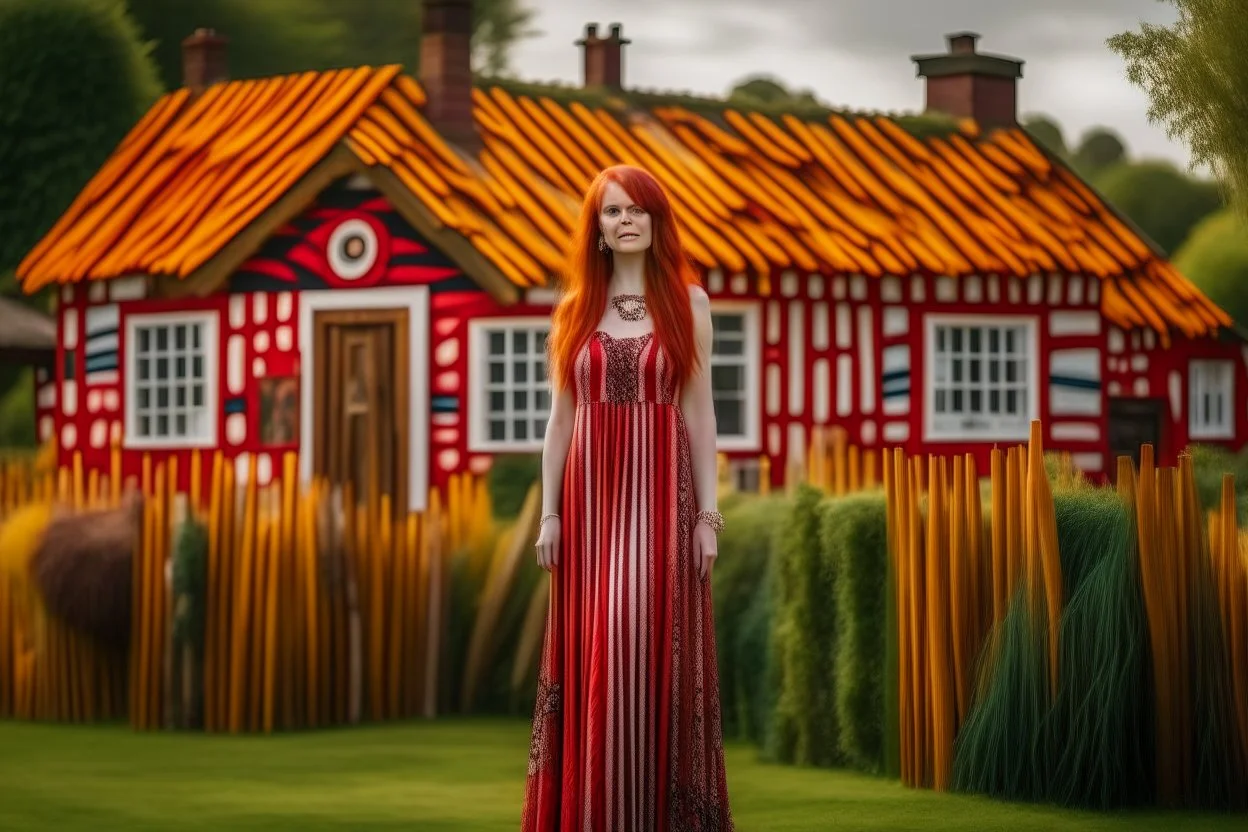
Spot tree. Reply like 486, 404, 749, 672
1073, 127, 1127, 175
728, 74, 823, 108
1108, 0, 1246, 215
1173, 207, 1248, 329
0, 0, 163, 289
125, 0, 348, 87
1092, 160, 1225, 255
1022, 114, 1070, 160
126, 0, 539, 87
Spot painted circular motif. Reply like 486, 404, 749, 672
327, 218, 379, 281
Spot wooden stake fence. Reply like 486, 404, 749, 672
886, 420, 1248, 802
1, 448, 492, 732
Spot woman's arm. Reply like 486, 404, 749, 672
535, 378, 576, 570
680, 284, 719, 518
540, 383, 576, 517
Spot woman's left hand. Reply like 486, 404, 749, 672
693, 522, 718, 580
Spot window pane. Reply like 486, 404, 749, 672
710, 365, 744, 395
513, 390, 528, 411
489, 391, 506, 413
139, 415, 151, 437
176, 356, 187, 378
157, 387, 169, 408
489, 361, 505, 384
536, 389, 551, 411
156, 328, 168, 350
157, 414, 169, 436
714, 400, 743, 436
513, 361, 527, 383
138, 359, 150, 381
514, 419, 528, 440
138, 329, 150, 352
176, 413, 187, 435
192, 356, 203, 379
512, 330, 528, 353
192, 385, 204, 407
489, 420, 506, 441
175, 325, 186, 350
488, 331, 505, 354
156, 358, 169, 380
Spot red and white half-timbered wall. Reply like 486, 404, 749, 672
45, 177, 1248, 500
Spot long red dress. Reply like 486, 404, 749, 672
522, 330, 734, 831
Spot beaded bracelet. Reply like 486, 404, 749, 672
539, 513, 560, 527
695, 510, 725, 534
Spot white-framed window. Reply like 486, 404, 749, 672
924, 314, 1038, 442
124, 310, 219, 447
709, 303, 761, 451
468, 305, 761, 452
468, 318, 552, 452
1189, 359, 1235, 440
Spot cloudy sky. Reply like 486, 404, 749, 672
506, 0, 1193, 170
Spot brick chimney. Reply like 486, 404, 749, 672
182, 28, 228, 94
420, 0, 478, 150
577, 23, 629, 90
911, 32, 1023, 128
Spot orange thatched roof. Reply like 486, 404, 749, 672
16, 65, 1229, 339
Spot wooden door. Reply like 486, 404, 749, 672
1107, 397, 1164, 475
312, 308, 409, 513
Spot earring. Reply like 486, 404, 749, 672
598, 235, 609, 253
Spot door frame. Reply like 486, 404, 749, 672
298, 286, 429, 511
312, 307, 409, 513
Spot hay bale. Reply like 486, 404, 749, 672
29, 491, 142, 651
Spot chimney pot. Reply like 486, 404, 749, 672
182, 28, 228, 93
948, 32, 979, 54
911, 32, 1023, 128
577, 21, 630, 91
420, 0, 478, 151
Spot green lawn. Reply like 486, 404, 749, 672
0, 717, 1243, 830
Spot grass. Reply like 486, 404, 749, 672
0, 717, 1244, 830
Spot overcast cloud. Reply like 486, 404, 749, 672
507, 0, 1194, 171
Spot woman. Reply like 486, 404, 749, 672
521, 165, 734, 831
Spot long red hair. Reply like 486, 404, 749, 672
546, 165, 700, 393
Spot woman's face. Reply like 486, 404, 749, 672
599, 181, 652, 254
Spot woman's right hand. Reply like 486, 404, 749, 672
535, 517, 561, 571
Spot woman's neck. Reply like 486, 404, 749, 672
607, 251, 646, 296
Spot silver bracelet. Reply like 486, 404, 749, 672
539, 513, 560, 527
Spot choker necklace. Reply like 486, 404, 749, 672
610, 294, 647, 321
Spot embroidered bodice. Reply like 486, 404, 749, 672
574, 331, 678, 406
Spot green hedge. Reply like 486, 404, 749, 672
823, 492, 891, 774
712, 492, 789, 745
768, 485, 840, 766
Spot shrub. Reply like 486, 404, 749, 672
953, 489, 1153, 808
823, 492, 890, 773
767, 484, 839, 766
712, 492, 789, 744
485, 454, 541, 519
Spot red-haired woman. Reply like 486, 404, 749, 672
521, 165, 734, 830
